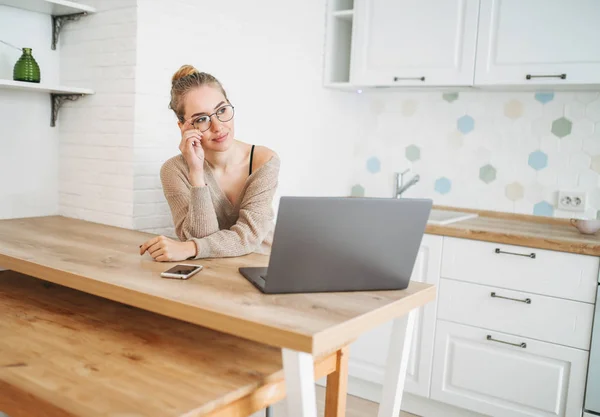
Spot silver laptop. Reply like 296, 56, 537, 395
239, 196, 432, 294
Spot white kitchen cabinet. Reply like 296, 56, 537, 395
431, 320, 589, 417
323, 0, 600, 89
437, 278, 594, 350
343, 232, 597, 416
475, 0, 600, 86
349, 0, 480, 87
348, 234, 442, 398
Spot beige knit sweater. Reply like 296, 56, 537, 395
160, 154, 280, 259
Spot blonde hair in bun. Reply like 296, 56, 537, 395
171, 64, 198, 85
169, 64, 230, 122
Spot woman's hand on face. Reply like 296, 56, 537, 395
179, 118, 205, 172
139, 236, 197, 262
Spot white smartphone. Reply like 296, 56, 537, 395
160, 263, 203, 280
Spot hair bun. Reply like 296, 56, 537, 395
171, 65, 198, 85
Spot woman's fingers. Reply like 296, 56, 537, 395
150, 247, 166, 259
186, 134, 201, 148
142, 236, 166, 256
183, 138, 202, 162
180, 117, 194, 133
139, 236, 176, 262
179, 131, 202, 151
148, 241, 165, 256
139, 236, 160, 255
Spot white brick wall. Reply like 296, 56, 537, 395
59, 0, 138, 229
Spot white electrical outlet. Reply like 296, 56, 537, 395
557, 191, 587, 212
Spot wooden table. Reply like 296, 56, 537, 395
0, 216, 436, 417
0, 271, 340, 417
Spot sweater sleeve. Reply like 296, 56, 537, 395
160, 161, 220, 241
190, 157, 280, 259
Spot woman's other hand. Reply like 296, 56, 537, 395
139, 236, 197, 262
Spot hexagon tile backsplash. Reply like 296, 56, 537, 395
350, 91, 600, 219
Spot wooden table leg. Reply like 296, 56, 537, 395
377, 310, 417, 417
282, 348, 318, 417
324, 346, 349, 417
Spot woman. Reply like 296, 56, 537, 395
140, 65, 280, 262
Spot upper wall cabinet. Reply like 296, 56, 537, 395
324, 0, 600, 89
351, 0, 480, 87
475, 0, 600, 87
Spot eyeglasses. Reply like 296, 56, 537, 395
189, 104, 235, 132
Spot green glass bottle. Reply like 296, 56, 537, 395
13, 48, 41, 83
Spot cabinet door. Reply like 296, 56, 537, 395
352, 0, 480, 86
348, 234, 442, 398
475, 0, 600, 86
431, 320, 588, 417
584, 286, 600, 413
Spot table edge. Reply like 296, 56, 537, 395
312, 284, 437, 356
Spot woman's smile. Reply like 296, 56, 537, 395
213, 132, 228, 143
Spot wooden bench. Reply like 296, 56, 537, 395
0, 271, 349, 417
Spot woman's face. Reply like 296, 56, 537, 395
179, 85, 235, 152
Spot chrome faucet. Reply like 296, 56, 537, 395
394, 169, 420, 198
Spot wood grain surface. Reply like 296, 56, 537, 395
0, 271, 339, 417
427, 205, 600, 256
0, 216, 436, 356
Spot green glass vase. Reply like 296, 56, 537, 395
13, 48, 41, 83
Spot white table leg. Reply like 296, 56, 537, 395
378, 310, 417, 417
282, 348, 318, 417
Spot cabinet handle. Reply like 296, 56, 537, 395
393, 76, 426, 82
495, 248, 536, 258
525, 73, 566, 80
486, 335, 527, 349
490, 292, 531, 304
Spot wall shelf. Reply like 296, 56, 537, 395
0, 79, 94, 127
0, 79, 93, 95
0, 0, 95, 16
0, 1, 96, 127
0, 0, 96, 49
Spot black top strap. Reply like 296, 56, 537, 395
249, 145, 256, 176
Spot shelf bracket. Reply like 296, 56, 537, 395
52, 12, 88, 50
50, 93, 83, 127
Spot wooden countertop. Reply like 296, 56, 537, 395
426, 205, 600, 257
0, 216, 435, 357
0, 271, 337, 417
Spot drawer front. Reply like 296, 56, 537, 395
437, 279, 594, 350
431, 320, 589, 417
441, 237, 599, 303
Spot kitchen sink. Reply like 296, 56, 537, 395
427, 209, 478, 225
